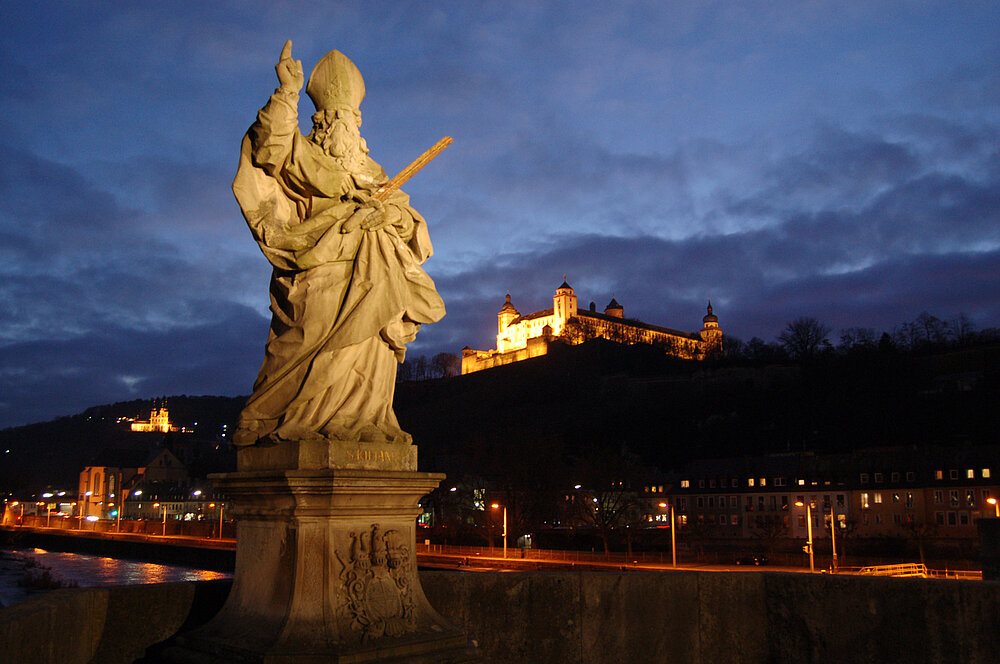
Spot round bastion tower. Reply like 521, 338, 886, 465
497, 293, 519, 352
552, 278, 578, 335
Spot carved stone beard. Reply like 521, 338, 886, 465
310, 112, 368, 173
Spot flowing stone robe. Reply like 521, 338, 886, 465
232, 87, 445, 447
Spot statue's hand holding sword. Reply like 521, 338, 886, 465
342, 136, 453, 232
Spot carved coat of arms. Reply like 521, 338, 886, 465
337, 524, 416, 641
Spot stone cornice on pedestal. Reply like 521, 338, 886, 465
158, 442, 478, 662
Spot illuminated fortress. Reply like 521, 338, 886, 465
461, 279, 722, 374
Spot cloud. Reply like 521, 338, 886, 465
0, 304, 265, 428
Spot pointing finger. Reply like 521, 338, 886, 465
280, 40, 292, 60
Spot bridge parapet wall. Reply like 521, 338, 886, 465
1, 571, 998, 664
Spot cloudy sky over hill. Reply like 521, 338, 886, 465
1, 1, 998, 427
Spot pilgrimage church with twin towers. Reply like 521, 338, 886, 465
461, 278, 723, 374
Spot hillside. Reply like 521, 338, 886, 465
3, 339, 998, 494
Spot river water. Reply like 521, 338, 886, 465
0, 548, 231, 609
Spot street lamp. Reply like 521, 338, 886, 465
988, 497, 999, 518
78, 491, 92, 529
795, 501, 815, 573
491, 503, 507, 558
10, 501, 23, 526
659, 502, 677, 568
210, 502, 225, 539
154, 502, 167, 536
829, 501, 839, 572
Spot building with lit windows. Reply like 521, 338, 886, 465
128, 400, 180, 433
654, 445, 999, 545
462, 279, 723, 374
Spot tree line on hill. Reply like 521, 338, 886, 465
396, 352, 461, 381
725, 311, 997, 363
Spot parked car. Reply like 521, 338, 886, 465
735, 554, 768, 566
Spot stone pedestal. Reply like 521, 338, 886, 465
165, 441, 477, 663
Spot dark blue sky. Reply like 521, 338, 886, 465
1, 1, 998, 428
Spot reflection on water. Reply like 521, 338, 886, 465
0, 548, 231, 608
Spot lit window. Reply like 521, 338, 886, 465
967, 469, 975, 479
747, 478, 755, 487
760, 478, 766, 487
984, 469, 991, 479
731, 514, 739, 526
861, 492, 870, 509
874, 492, 883, 504
680, 480, 690, 488
935, 470, 943, 480
797, 479, 805, 486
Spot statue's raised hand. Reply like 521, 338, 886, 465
275, 40, 304, 92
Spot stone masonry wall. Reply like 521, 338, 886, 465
1, 571, 998, 664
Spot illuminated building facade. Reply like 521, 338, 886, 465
462, 280, 722, 374
658, 445, 999, 543
130, 401, 179, 433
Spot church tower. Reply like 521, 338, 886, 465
552, 278, 577, 335
700, 301, 723, 350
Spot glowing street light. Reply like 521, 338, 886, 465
78, 491, 93, 529
795, 501, 815, 573
153, 502, 167, 536
10, 501, 23, 526
659, 502, 677, 568
828, 501, 839, 572
491, 503, 507, 558
210, 502, 225, 540
988, 497, 999, 518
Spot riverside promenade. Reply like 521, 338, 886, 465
3, 525, 1000, 663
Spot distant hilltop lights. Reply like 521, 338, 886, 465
461, 278, 722, 374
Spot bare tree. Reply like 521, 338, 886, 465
430, 352, 461, 378
778, 317, 832, 360
948, 313, 976, 346
915, 312, 950, 346
838, 327, 878, 352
